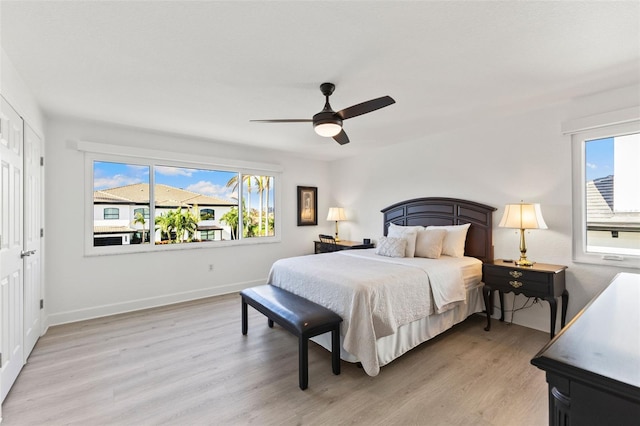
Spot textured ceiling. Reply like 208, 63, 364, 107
2, 1, 639, 161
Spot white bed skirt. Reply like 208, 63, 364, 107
311, 283, 485, 367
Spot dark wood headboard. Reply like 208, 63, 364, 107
381, 197, 496, 263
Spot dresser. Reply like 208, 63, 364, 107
314, 240, 374, 254
482, 260, 568, 338
531, 273, 640, 426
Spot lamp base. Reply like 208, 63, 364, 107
516, 258, 535, 267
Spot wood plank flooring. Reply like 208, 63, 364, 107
1, 293, 550, 425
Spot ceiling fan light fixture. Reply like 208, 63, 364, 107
314, 121, 342, 137
313, 109, 342, 137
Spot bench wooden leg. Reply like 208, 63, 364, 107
299, 337, 308, 390
241, 299, 248, 335
331, 327, 341, 375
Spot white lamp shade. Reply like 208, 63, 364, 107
314, 122, 342, 137
499, 203, 548, 230
327, 207, 347, 221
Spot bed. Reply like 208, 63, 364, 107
267, 197, 496, 376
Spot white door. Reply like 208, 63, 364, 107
0, 97, 25, 402
23, 124, 42, 360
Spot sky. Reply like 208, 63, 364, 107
585, 137, 614, 182
93, 162, 265, 203
93, 162, 276, 210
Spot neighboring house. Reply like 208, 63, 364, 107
93, 183, 236, 245
585, 135, 640, 255
586, 175, 640, 254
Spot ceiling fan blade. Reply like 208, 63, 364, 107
337, 96, 396, 120
250, 119, 312, 123
333, 129, 350, 145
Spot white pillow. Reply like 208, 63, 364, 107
387, 223, 420, 258
375, 237, 407, 258
415, 228, 447, 259
426, 223, 471, 258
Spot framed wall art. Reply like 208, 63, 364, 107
297, 186, 317, 226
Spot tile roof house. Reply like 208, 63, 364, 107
586, 175, 640, 254
94, 183, 236, 245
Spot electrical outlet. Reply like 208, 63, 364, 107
208, 264, 214, 272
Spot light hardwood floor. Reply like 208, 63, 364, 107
2, 293, 550, 425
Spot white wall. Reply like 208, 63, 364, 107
0, 48, 44, 134
328, 84, 640, 334
45, 116, 330, 325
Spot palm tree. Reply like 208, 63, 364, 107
168, 208, 189, 243
226, 174, 252, 210
220, 206, 240, 240
183, 205, 200, 242
155, 213, 172, 242
132, 210, 147, 243
226, 174, 253, 235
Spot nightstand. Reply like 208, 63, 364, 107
314, 240, 374, 254
483, 260, 568, 339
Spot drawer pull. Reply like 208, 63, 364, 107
509, 280, 523, 288
509, 270, 523, 278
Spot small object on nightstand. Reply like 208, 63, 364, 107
363, 238, 371, 245
503, 259, 513, 263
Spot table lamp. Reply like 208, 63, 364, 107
499, 202, 547, 267
327, 207, 346, 242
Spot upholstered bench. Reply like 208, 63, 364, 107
240, 284, 343, 390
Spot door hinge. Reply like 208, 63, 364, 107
40, 156, 44, 166
40, 299, 44, 309
40, 228, 44, 238
0, 352, 2, 366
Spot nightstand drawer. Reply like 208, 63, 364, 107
483, 270, 551, 297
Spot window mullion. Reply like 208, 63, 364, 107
238, 173, 244, 240
150, 164, 156, 246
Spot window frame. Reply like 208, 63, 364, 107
82, 142, 282, 256
103, 207, 120, 220
570, 118, 640, 269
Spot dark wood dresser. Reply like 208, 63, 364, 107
531, 272, 640, 426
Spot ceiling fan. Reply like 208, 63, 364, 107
250, 83, 395, 145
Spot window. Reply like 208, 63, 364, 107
570, 118, 640, 268
103, 208, 119, 219
85, 145, 281, 255
94, 161, 150, 247
200, 208, 215, 220
134, 207, 150, 220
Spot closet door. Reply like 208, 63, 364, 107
23, 124, 42, 360
0, 97, 25, 402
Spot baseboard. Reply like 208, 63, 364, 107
47, 279, 264, 326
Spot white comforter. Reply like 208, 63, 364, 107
266, 249, 480, 376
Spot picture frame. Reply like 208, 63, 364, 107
297, 186, 317, 226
